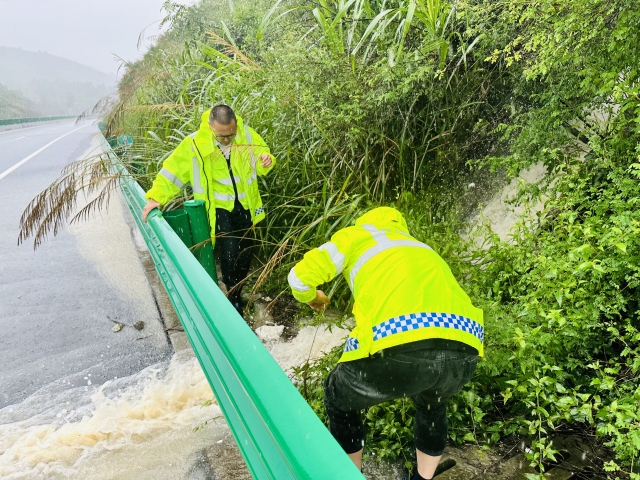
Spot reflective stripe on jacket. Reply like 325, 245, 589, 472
145, 110, 276, 241
288, 207, 484, 362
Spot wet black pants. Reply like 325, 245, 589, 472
215, 204, 254, 302
323, 340, 478, 455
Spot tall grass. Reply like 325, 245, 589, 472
21, 0, 510, 299
19, 0, 504, 304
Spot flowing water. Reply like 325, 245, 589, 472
0, 132, 353, 478
0, 323, 353, 479
0, 350, 218, 479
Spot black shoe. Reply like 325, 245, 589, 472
402, 466, 430, 480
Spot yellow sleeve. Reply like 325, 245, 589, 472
288, 229, 352, 303
247, 127, 276, 177
145, 137, 193, 205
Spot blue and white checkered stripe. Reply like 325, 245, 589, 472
255, 206, 264, 216
372, 312, 484, 343
344, 337, 360, 352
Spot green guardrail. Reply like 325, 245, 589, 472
0, 115, 77, 126
102, 137, 363, 480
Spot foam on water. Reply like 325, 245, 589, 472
0, 323, 350, 479
268, 324, 350, 372
0, 350, 220, 479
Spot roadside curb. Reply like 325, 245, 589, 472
116, 189, 191, 353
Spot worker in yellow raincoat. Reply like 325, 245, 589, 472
143, 105, 276, 314
288, 207, 483, 480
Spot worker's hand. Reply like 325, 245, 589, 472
260, 153, 272, 168
142, 199, 161, 222
307, 290, 330, 312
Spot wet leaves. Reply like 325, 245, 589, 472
108, 315, 145, 333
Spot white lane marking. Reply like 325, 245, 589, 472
0, 122, 70, 136
14, 136, 26, 140
0, 124, 90, 181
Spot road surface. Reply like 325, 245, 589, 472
0, 120, 172, 410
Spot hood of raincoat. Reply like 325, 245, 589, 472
354, 207, 409, 233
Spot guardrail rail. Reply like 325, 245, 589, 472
0, 115, 77, 127
103, 137, 363, 479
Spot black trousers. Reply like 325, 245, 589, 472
324, 340, 478, 455
215, 204, 254, 301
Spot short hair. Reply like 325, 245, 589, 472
209, 105, 236, 125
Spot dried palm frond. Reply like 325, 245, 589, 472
101, 67, 176, 136
18, 153, 120, 250
121, 103, 193, 113
70, 175, 121, 225
76, 93, 119, 124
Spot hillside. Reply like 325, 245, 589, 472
0, 47, 116, 116
0, 83, 38, 119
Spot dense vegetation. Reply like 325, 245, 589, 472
27, 0, 640, 477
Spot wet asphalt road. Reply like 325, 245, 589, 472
0, 121, 172, 410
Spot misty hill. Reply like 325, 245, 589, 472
0, 83, 38, 119
0, 47, 116, 117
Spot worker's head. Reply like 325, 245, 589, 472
209, 105, 237, 146
355, 207, 409, 233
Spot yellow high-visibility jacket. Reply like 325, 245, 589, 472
288, 207, 484, 362
145, 110, 276, 241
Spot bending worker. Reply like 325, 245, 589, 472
143, 105, 276, 314
288, 207, 483, 480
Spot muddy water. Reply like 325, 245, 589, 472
0, 322, 354, 479
0, 350, 220, 479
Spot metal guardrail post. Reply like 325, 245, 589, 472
184, 199, 217, 281
103, 137, 363, 480
163, 209, 194, 247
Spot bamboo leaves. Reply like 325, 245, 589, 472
307, 0, 478, 71
311, 0, 358, 56
350, 8, 397, 59
393, 0, 416, 58
257, 0, 298, 42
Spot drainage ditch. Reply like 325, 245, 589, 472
430, 436, 609, 480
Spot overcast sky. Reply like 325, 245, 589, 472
0, 0, 195, 78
